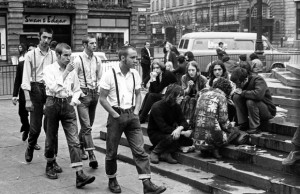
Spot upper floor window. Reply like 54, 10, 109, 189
173, 0, 176, 7
161, 0, 164, 10
251, 3, 272, 19
166, 0, 170, 8
179, 0, 183, 6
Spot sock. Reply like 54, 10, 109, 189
88, 150, 94, 156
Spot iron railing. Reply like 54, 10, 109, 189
1, 53, 299, 96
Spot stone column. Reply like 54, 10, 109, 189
7, 0, 24, 64
73, 0, 88, 52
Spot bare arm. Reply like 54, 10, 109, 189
134, 88, 142, 115
99, 87, 120, 118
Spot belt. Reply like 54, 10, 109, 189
81, 87, 98, 94
112, 106, 135, 115
31, 82, 45, 87
47, 96, 72, 103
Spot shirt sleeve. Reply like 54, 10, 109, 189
71, 71, 82, 103
99, 70, 112, 90
96, 56, 103, 92
21, 51, 33, 91
133, 70, 141, 90
43, 65, 64, 93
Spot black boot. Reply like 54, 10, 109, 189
81, 143, 88, 160
53, 160, 63, 173
46, 162, 58, 179
76, 170, 95, 188
143, 179, 166, 194
88, 151, 98, 169
25, 146, 34, 162
108, 178, 121, 193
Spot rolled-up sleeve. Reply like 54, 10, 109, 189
71, 71, 82, 103
21, 52, 32, 91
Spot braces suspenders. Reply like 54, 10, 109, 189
112, 68, 135, 108
79, 55, 98, 88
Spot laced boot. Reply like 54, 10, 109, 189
76, 170, 95, 188
46, 162, 58, 179
53, 160, 63, 173
108, 178, 122, 193
88, 150, 98, 169
143, 179, 166, 194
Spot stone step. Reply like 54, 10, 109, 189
249, 132, 293, 153
271, 68, 300, 87
265, 77, 300, 97
286, 64, 300, 77
98, 129, 300, 193
265, 122, 298, 137
221, 145, 300, 176
94, 138, 270, 194
272, 95, 300, 108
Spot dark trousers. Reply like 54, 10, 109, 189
141, 63, 150, 87
27, 83, 46, 149
18, 95, 30, 133
77, 90, 99, 150
44, 97, 82, 167
106, 111, 151, 179
152, 135, 193, 154
139, 93, 163, 121
232, 94, 273, 129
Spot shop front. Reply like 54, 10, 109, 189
22, 14, 72, 46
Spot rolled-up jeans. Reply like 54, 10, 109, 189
106, 108, 151, 179
44, 97, 82, 167
77, 89, 99, 150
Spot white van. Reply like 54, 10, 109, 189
178, 32, 289, 72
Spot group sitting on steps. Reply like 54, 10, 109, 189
138, 51, 300, 166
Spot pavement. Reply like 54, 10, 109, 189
0, 99, 205, 194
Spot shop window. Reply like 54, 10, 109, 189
92, 32, 124, 52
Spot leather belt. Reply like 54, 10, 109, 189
47, 96, 72, 103
112, 106, 135, 115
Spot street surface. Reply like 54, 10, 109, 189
0, 99, 205, 194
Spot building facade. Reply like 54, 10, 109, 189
150, 0, 297, 47
0, 0, 151, 65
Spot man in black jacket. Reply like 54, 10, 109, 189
12, 44, 36, 142
230, 68, 276, 134
140, 42, 153, 88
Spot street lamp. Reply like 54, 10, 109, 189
255, 0, 265, 70
247, 0, 253, 32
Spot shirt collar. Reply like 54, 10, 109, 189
115, 64, 133, 76
53, 61, 65, 72
37, 46, 51, 56
83, 51, 94, 60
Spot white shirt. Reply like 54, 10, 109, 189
43, 62, 82, 103
100, 65, 141, 109
74, 51, 102, 90
21, 47, 56, 91
146, 47, 151, 57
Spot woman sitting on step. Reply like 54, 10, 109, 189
193, 77, 239, 159
181, 61, 207, 123
148, 84, 194, 164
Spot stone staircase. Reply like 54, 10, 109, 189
94, 65, 300, 193
264, 63, 300, 125
95, 120, 300, 194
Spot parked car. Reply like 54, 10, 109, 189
178, 32, 290, 72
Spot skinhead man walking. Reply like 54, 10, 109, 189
43, 43, 95, 188
22, 28, 59, 165
74, 34, 102, 169
99, 46, 166, 194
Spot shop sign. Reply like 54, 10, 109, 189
23, 15, 70, 25
216, 21, 239, 26
138, 15, 146, 33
